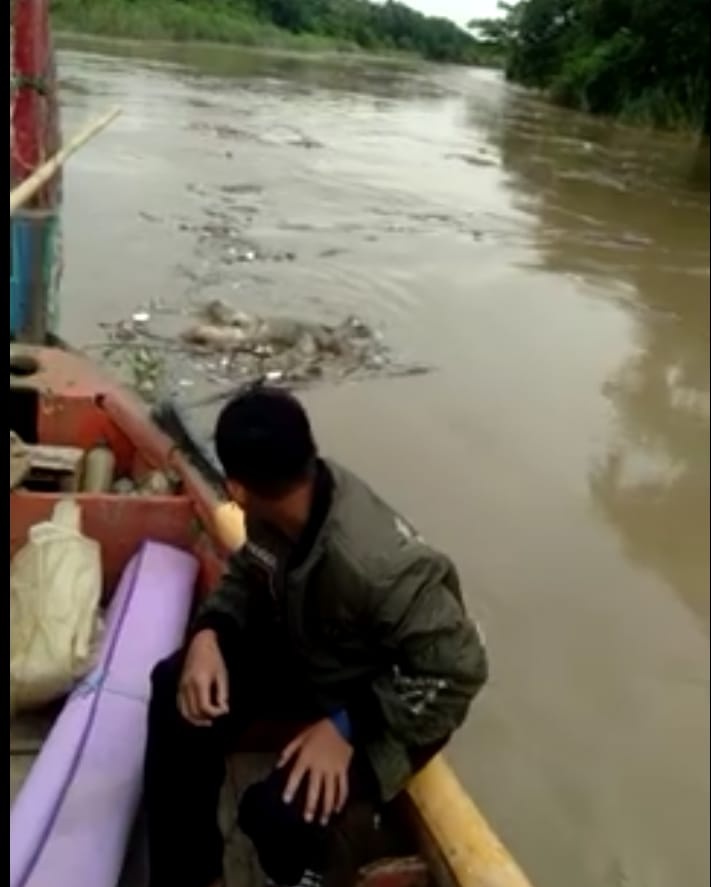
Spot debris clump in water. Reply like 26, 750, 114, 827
180, 299, 388, 385
99, 298, 428, 400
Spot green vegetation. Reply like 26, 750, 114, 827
52, 0, 500, 65
52, 0, 340, 50
471, 0, 710, 132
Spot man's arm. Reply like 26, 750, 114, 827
190, 549, 253, 640
355, 552, 488, 800
177, 550, 254, 725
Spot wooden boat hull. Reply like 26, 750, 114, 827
10, 344, 533, 887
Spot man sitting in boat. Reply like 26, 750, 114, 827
144, 386, 488, 887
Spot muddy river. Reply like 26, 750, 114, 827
57, 39, 709, 887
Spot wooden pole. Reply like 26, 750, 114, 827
10, 106, 122, 215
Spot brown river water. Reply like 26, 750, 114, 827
57, 40, 709, 887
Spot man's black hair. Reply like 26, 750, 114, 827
214, 385, 317, 498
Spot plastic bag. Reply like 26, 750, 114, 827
10, 499, 103, 714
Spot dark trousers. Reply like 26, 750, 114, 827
143, 638, 381, 887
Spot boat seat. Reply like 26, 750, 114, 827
10, 541, 197, 887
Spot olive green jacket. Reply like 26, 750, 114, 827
196, 461, 488, 801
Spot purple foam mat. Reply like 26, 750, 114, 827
21, 692, 147, 887
10, 541, 198, 887
10, 694, 93, 887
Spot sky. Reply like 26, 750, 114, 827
403, 0, 504, 28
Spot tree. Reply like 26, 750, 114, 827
475, 0, 710, 130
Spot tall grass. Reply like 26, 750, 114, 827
51, 0, 357, 51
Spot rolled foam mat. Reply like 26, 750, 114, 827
10, 541, 198, 887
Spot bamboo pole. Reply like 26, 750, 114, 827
408, 756, 535, 887
10, 106, 122, 215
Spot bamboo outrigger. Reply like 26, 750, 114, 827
10, 107, 122, 216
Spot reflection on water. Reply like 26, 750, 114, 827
475, 88, 710, 629
57, 42, 709, 887
593, 307, 709, 627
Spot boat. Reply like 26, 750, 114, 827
9, 343, 534, 887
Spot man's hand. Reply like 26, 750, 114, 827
278, 718, 353, 825
177, 629, 229, 727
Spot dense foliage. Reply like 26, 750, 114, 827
471, 0, 710, 131
253, 0, 476, 61
53, 0, 498, 65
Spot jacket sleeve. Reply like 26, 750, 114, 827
190, 550, 253, 640
358, 551, 488, 799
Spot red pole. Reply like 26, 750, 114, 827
10, 0, 62, 344
11, 0, 60, 207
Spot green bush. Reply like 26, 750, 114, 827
480, 0, 709, 132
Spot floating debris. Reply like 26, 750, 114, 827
170, 301, 425, 389
125, 347, 165, 401
182, 324, 247, 349
202, 300, 252, 327
96, 301, 430, 400
220, 183, 263, 196
188, 121, 323, 150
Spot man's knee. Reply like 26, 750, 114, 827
238, 768, 293, 838
238, 769, 315, 883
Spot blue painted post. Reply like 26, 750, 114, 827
10, 209, 58, 343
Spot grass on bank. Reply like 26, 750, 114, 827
51, 0, 361, 52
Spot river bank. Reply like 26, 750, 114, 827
52, 0, 498, 65
53, 0, 361, 54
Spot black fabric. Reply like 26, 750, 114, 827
238, 755, 377, 886
143, 631, 379, 887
